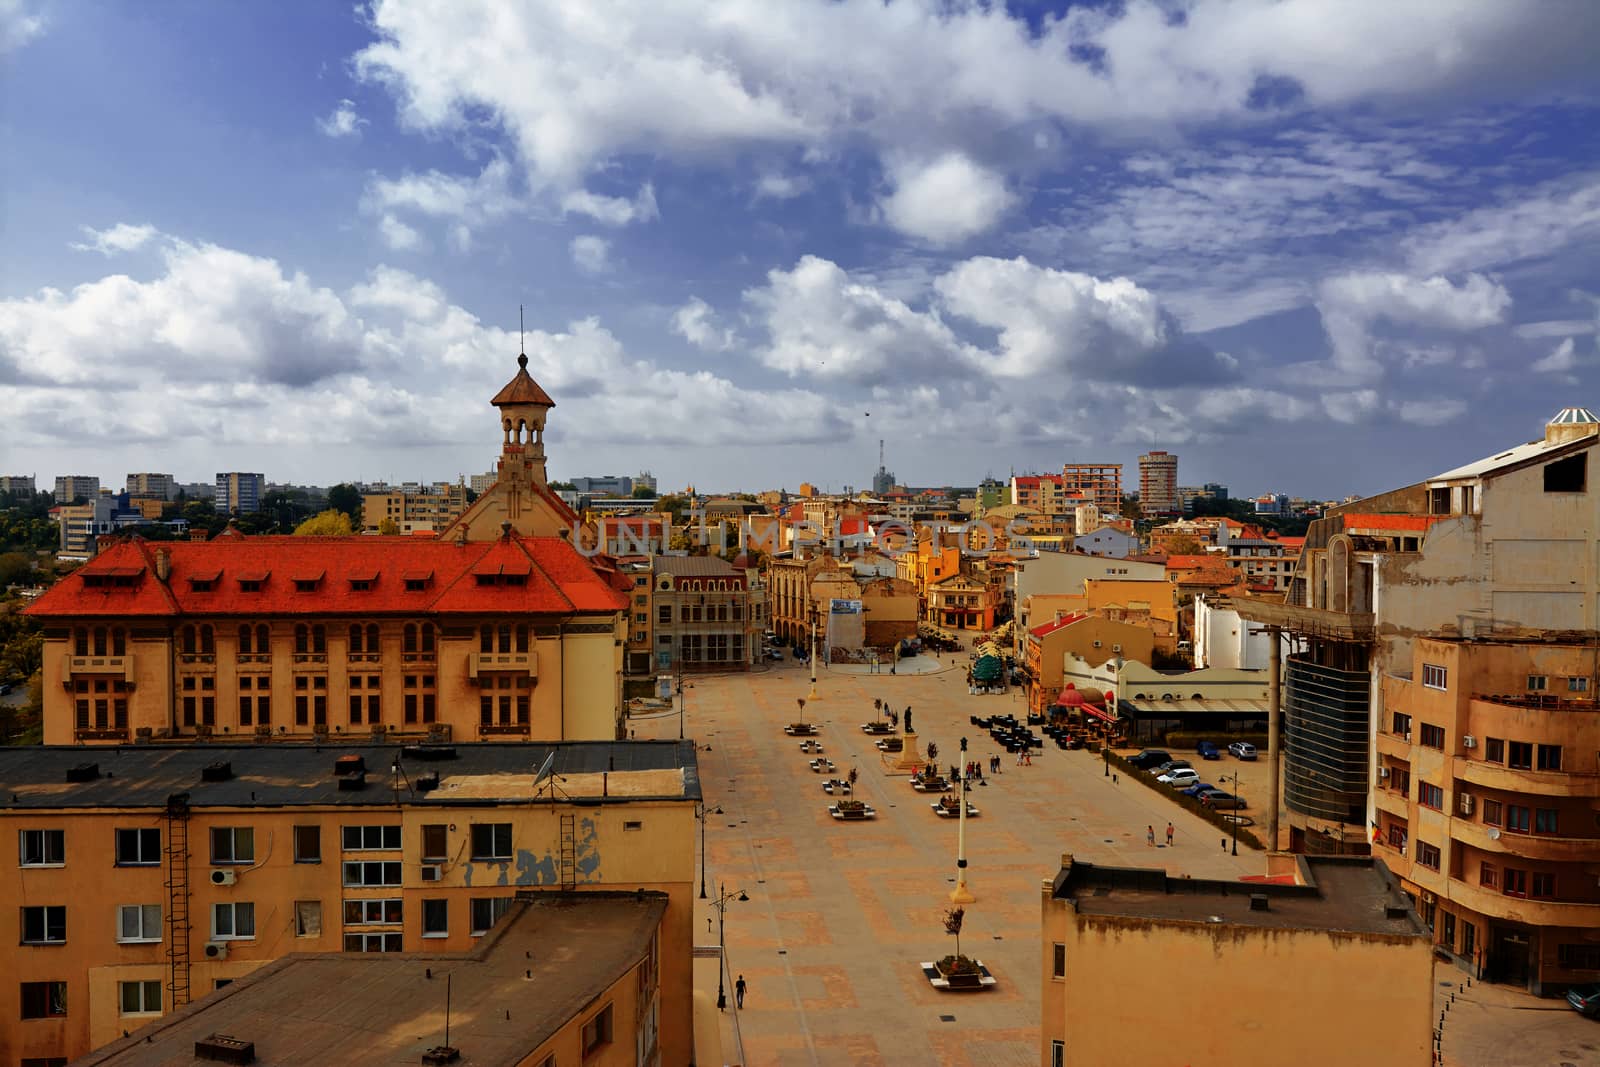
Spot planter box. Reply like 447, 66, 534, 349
829, 805, 876, 820
920, 961, 997, 991
932, 801, 979, 817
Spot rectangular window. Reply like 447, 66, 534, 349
294, 900, 321, 937
117, 904, 162, 943
341, 825, 402, 851
470, 897, 511, 935
1484, 737, 1504, 763
20, 981, 68, 1019
1535, 808, 1559, 834
212, 902, 256, 940
1462, 922, 1475, 961
21, 905, 66, 944
210, 826, 254, 864
1391, 712, 1411, 737
1479, 863, 1498, 889
19, 829, 64, 867
1537, 745, 1563, 771
1051, 1041, 1065, 1067
1506, 805, 1531, 833
1532, 873, 1556, 899
581, 1003, 613, 1054
342, 860, 403, 887
119, 980, 161, 1015
421, 824, 448, 861
422, 898, 448, 938
1416, 842, 1441, 871
342, 898, 403, 926
470, 823, 512, 861
114, 827, 161, 866
1481, 798, 1502, 825
657, 605, 671, 624
343, 931, 403, 952
1422, 663, 1447, 690
1418, 783, 1443, 810
1441, 911, 1456, 952
1543, 453, 1586, 493
1503, 869, 1527, 898
1051, 942, 1066, 978
1527, 674, 1548, 692
1508, 742, 1533, 770
1568, 676, 1590, 693
293, 825, 321, 863
1419, 724, 1446, 750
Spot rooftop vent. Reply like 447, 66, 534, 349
1546, 406, 1600, 445
195, 1033, 256, 1064
416, 772, 441, 792
338, 771, 367, 792
66, 763, 100, 784
403, 745, 458, 762
1385, 904, 1410, 920
1248, 894, 1269, 912
334, 754, 366, 777
201, 761, 233, 783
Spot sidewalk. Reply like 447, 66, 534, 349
692, 940, 745, 1067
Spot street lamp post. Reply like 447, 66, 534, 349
712, 882, 748, 1011
698, 803, 722, 900
807, 607, 821, 702
1229, 769, 1240, 856
676, 677, 693, 741
950, 737, 975, 903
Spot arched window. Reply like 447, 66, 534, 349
366, 624, 380, 653
349, 623, 363, 652
181, 625, 198, 655
199, 625, 214, 655
403, 623, 417, 654
255, 624, 269, 653
239, 624, 253, 654
420, 622, 435, 654
311, 624, 326, 654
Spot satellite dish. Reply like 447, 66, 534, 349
1487, 827, 1501, 840
532, 751, 556, 791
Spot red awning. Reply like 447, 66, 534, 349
1080, 703, 1115, 723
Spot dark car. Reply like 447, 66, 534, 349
1149, 759, 1193, 776
1567, 983, 1600, 1017
1126, 749, 1172, 770
1181, 782, 1219, 798
1201, 792, 1247, 810
1196, 741, 1221, 760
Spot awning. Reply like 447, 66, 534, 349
1081, 703, 1116, 724
972, 654, 1002, 682
236, 569, 270, 583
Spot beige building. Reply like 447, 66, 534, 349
1021, 613, 1155, 717
1059, 463, 1122, 514
1137, 449, 1179, 516
54, 474, 101, 504
1, 740, 699, 1067
1374, 636, 1600, 994
361, 482, 468, 533
647, 555, 761, 673
124, 473, 176, 501
1041, 853, 1434, 1067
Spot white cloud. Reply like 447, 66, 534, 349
754, 173, 810, 200
361, 158, 521, 244
878, 153, 1014, 244
1397, 398, 1470, 427
378, 214, 422, 251
317, 99, 368, 139
1403, 176, 1600, 275
1531, 338, 1578, 376
561, 185, 659, 226
1315, 270, 1511, 378
0, 0, 45, 53
569, 235, 612, 275
70, 223, 159, 257
672, 297, 737, 352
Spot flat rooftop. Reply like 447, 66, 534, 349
1052, 855, 1428, 938
0, 740, 699, 810
76, 890, 668, 1067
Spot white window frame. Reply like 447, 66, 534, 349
422, 898, 449, 938
343, 898, 403, 926
341, 825, 402, 852
1422, 663, 1447, 691
342, 860, 403, 888
115, 827, 161, 866
19, 828, 65, 868
210, 826, 255, 865
343, 931, 403, 952
1051, 1039, 1065, 1067
212, 901, 256, 940
117, 904, 162, 943
119, 979, 162, 1016
470, 823, 513, 861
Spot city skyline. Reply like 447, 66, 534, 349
2, 2, 1598, 498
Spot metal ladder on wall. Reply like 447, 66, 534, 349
558, 812, 577, 889
164, 794, 193, 1008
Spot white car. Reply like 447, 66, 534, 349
1157, 768, 1201, 788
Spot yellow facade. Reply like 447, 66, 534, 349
1, 743, 697, 1067
361, 484, 468, 533
1083, 577, 1179, 653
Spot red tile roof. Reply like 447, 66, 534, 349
1341, 513, 1443, 532
1029, 612, 1087, 639
489, 355, 556, 407
26, 534, 628, 620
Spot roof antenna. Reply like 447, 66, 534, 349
518, 305, 528, 370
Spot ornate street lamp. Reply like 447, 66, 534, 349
711, 883, 748, 1011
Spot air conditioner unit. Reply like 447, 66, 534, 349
1459, 793, 1475, 816
204, 941, 229, 960
1462, 735, 1477, 749
1112, 644, 1122, 653
1404, 731, 1412, 743
1377, 767, 1390, 780
420, 864, 442, 882
210, 869, 236, 887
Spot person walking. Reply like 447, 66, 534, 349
1147, 825, 1156, 847
1166, 822, 1175, 847
735, 974, 747, 1009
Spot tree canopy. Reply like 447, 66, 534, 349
294, 509, 355, 536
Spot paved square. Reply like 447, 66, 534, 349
636, 652, 1263, 1066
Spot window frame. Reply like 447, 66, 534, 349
1416, 841, 1441, 872
342, 860, 403, 888
21, 905, 66, 945
422, 898, 449, 938
118, 979, 162, 1016
581, 1003, 614, 1055
209, 826, 255, 865
1417, 782, 1443, 811
469, 896, 511, 935
470, 823, 513, 862
19, 829, 65, 868
116, 904, 162, 944
211, 901, 257, 941
341, 825, 402, 852
1421, 663, 1447, 690
1418, 723, 1446, 750
20, 980, 68, 1019
1051, 942, 1066, 979
293, 825, 322, 864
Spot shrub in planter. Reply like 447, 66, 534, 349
835, 799, 866, 813
936, 954, 980, 976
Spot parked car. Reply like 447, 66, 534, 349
1196, 741, 1221, 760
1126, 749, 1172, 770
1149, 759, 1193, 776
1202, 792, 1247, 810
1566, 983, 1600, 1017
1181, 782, 1219, 798
1158, 768, 1201, 788
1227, 742, 1258, 760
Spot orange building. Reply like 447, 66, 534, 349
1021, 613, 1155, 716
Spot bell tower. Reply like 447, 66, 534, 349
491, 351, 556, 486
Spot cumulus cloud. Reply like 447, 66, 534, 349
317, 99, 367, 139
569, 236, 612, 275
362, 158, 521, 245
1531, 337, 1578, 377
672, 297, 737, 352
879, 153, 1014, 244
0, 0, 45, 53
1315, 270, 1511, 378
70, 223, 159, 257
378, 215, 422, 251
561, 185, 659, 226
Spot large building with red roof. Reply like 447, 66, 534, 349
26, 356, 631, 746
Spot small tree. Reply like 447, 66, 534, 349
942, 905, 970, 970
795, 697, 806, 727
376, 517, 401, 536
926, 741, 938, 764
293, 509, 355, 536
848, 767, 858, 788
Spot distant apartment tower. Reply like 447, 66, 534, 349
1060, 463, 1122, 514
361, 483, 469, 533
468, 470, 497, 495
53, 475, 100, 504
125, 472, 176, 500
1138, 451, 1179, 516
571, 474, 633, 496
214, 471, 265, 514
635, 470, 658, 495
0, 475, 35, 494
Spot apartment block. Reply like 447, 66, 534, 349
213, 472, 265, 514
0, 474, 36, 495
125, 473, 177, 501
1059, 463, 1122, 514
54, 475, 101, 504
360, 482, 468, 533
1138, 450, 1179, 516
0, 741, 698, 1066
648, 555, 760, 672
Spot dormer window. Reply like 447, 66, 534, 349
350, 580, 373, 592
404, 579, 427, 591
239, 580, 263, 592
294, 580, 317, 593
190, 579, 215, 592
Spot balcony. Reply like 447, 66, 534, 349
75, 727, 129, 742
1455, 758, 1600, 797
479, 722, 531, 737
1231, 598, 1375, 642
1434, 877, 1600, 928
65, 653, 134, 682
468, 650, 537, 679
1453, 815, 1600, 864
177, 653, 215, 666
1373, 787, 1410, 819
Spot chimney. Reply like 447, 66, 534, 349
1249, 893, 1269, 912
155, 547, 171, 582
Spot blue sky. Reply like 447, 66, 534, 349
2, 0, 1598, 500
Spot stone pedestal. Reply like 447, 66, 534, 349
886, 730, 923, 773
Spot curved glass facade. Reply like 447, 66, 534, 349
1284, 655, 1369, 824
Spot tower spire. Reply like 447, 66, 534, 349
518, 304, 527, 369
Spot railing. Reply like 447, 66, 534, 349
1474, 693, 1598, 714
293, 653, 328, 664
347, 653, 382, 664
177, 653, 215, 665
479, 722, 531, 736
236, 653, 271, 665
469, 650, 537, 678
401, 651, 437, 664
75, 727, 129, 742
